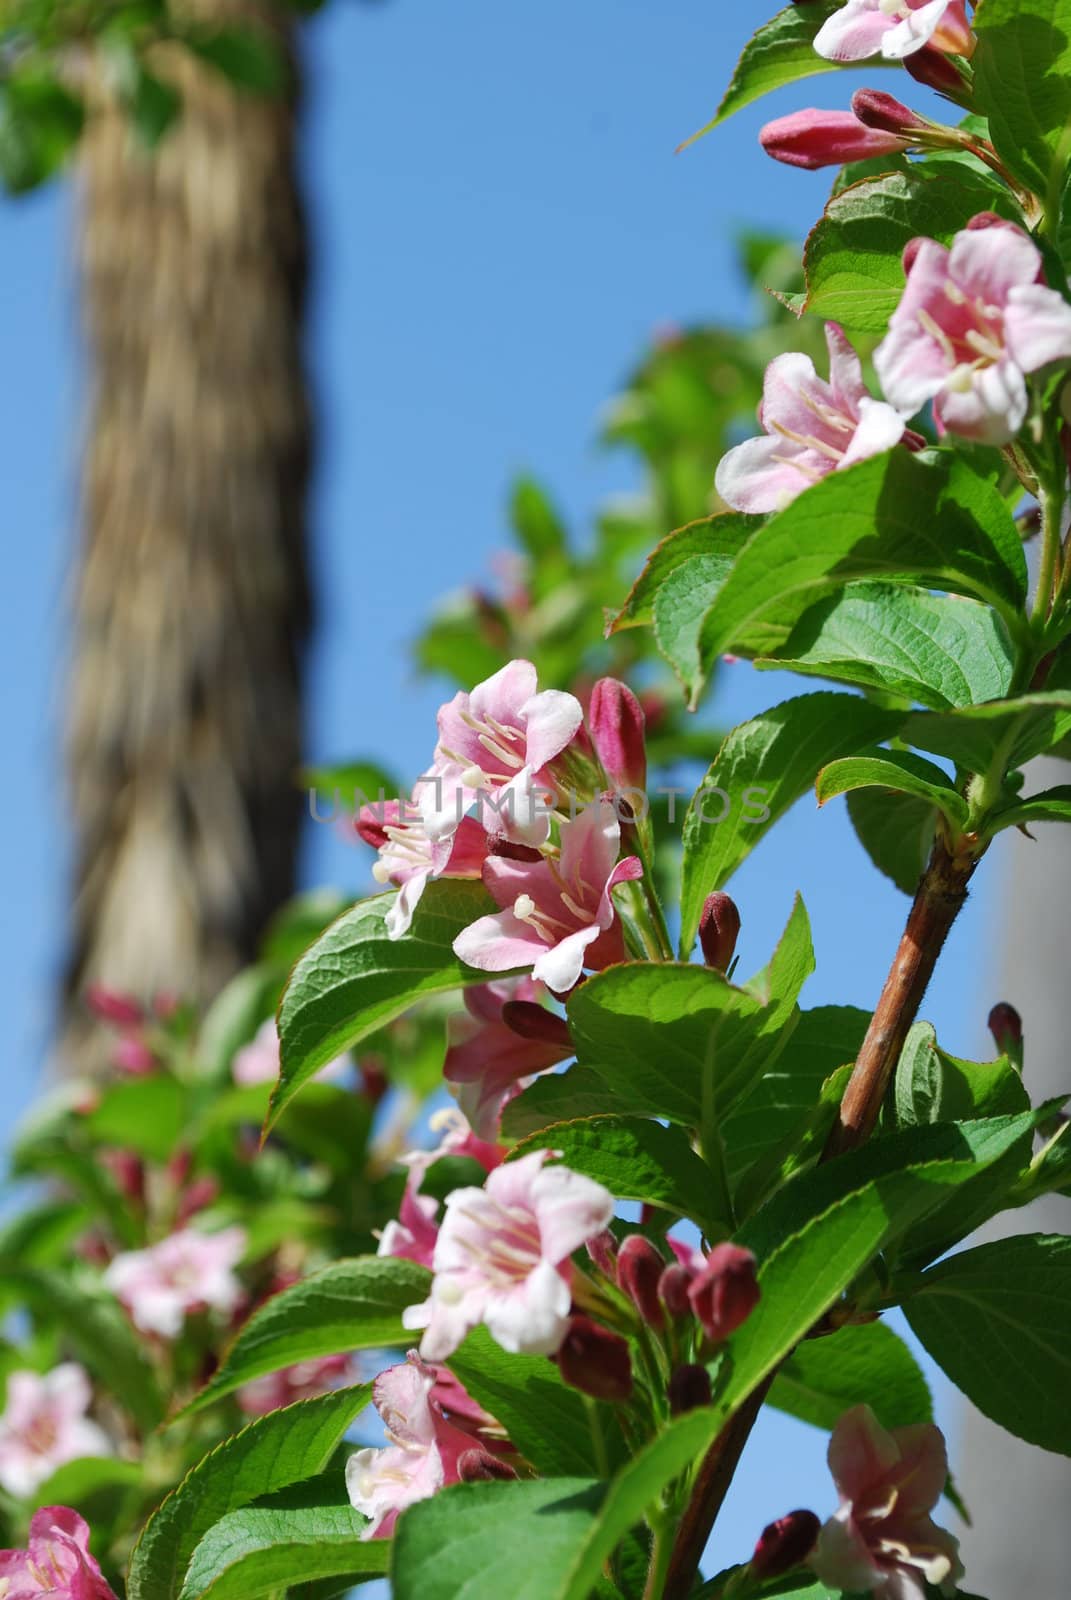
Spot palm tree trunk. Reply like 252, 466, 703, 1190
63, 0, 310, 1069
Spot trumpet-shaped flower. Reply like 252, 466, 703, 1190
443, 977, 573, 1138
345, 1355, 477, 1539
0, 1506, 118, 1599
811, 1405, 962, 1599
357, 795, 488, 940
715, 323, 908, 513
0, 1368, 112, 1499
814, 0, 973, 62
453, 799, 642, 994
104, 1225, 246, 1338
402, 1149, 615, 1361
874, 220, 1071, 444
426, 660, 583, 847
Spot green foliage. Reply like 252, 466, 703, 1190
974, 0, 1071, 201
816, 749, 968, 832
845, 787, 935, 896
770, 1320, 932, 1433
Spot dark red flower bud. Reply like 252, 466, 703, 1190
850, 89, 930, 137
667, 1363, 712, 1416
359, 1055, 389, 1105
556, 1315, 633, 1402
616, 1234, 665, 1329
698, 892, 741, 973
85, 985, 144, 1027
102, 1150, 145, 1203
501, 1000, 573, 1049
457, 1446, 519, 1482
904, 43, 972, 100
988, 1002, 1023, 1059
750, 1510, 821, 1580
586, 1229, 618, 1276
688, 1243, 760, 1342
658, 1263, 694, 1320
176, 1176, 221, 1226
589, 678, 647, 792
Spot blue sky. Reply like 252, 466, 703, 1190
0, 0, 998, 1576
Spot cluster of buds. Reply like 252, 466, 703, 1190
84, 985, 167, 1076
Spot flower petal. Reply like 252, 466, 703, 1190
814, 0, 895, 62
1004, 282, 1071, 374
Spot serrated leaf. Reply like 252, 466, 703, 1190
847, 786, 936, 896
771, 1320, 932, 1433
177, 1257, 428, 1417
816, 748, 967, 830
610, 514, 760, 633
678, 692, 902, 953
128, 1387, 372, 1600
974, 0, 1071, 198
904, 1233, 1071, 1456
273, 881, 494, 1128
905, 692, 1071, 778
893, 1022, 1028, 1130
798, 168, 1024, 332
698, 452, 1028, 671
759, 583, 1015, 709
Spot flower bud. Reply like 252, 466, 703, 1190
586, 1229, 617, 1276
759, 108, 909, 171
658, 1263, 694, 1320
750, 1510, 821, 1580
698, 892, 741, 973
113, 1035, 157, 1077
457, 1446, 519, 1483
85, 985, 144, 1027
667, 1363, 712, 1416
556, 1315, 633, 1402
688, 1243, 760, 1342
588, 678, 647, 793
850, 89, 930, 138
616, 1234, 665, 1329
988, 1001, 1023, 1062
904, 43, 972, 100
501, 1000, 573, 1049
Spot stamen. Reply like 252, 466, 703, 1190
917, 307, 958, 364
964, 327, 1003, 362
477, 732, 526, 770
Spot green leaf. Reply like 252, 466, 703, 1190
679, 2, 887, 148
906, 692, 1071, 778
197, 964, 284, 1083
273, 881, 494, 1128
698, 452, 1028, 671
771, 1320, 932, 1433
511, 476, 569, 563
564, 898, 813, 1128
988, 781, 1071, 832
893, 1022, 1029, 1129
179, 1481, 388, 1600
797, 168, 1024, 332
128, 1387, 372, 1600
974, 0, 1071, 199
816, 749, 967, 831
0, 1266, 162, 1431
125, 64, 183, 148
904, 1234, 1071, 1455
32, 1455, 143, 1518
610, 515, 760, 633
508, 1116, 723, 1233
846, 786, 936, 896
86, 1074, 188, 1163
0, 72, 84, 192
180, 26, 287, 93
759, 583, 1015, 709
178, 1257, 428, 1417
392, 1477, 605, 1600
303, 764, 400, 816
447, 1327, 628, 1479
678, 693, 902, 952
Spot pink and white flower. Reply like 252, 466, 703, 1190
357, 794, 488, 940
443, 977, 573, 1139
426, 660, 583, 847
238, 1354, 352, 1417
811, 1404, 962, 1599
402, 1148, 615, 1361
453, 799, 642, 993
715, 324, 908, 513
345, 1355, 476, 1539
103, 1225, 246, 1338
814, 0, 974, 62
0, 1506, 118, 1599
875, 219, 1071, 444
0, 1368, 112, 1499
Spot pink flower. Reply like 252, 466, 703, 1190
376, 1110, 504, 1270
453, 799, 642, 994
0, 1368, 112, 1499
759, 108, 911, 171
814, 0, 973, 62
426, 660, 583, 847
443, 977, 573, 1139
237, 1354, 351, 1417
402, 1148, 615, 1360
811, 1405, 963, 1599
0, 1506, 118, 1599
715, 324, 908, 513
103, 1225, 246, 1338
232, 1018, 349, 1087
357, 795, 488, 940
345, 1354, 476, 1539
875, 219, 1071, 444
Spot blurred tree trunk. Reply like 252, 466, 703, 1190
955, 763, 1071, 1592
62, 1, 310, 1069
